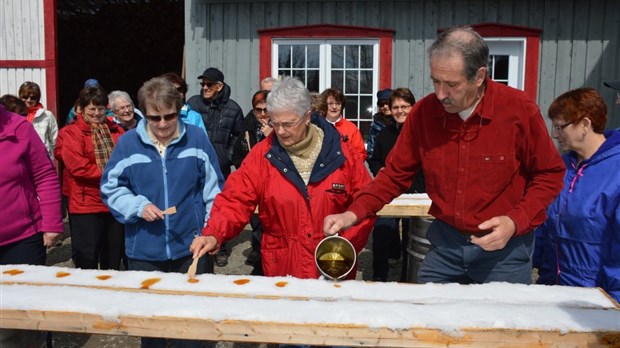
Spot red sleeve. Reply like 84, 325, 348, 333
59, 126, 102, 185
506, 102, 565, 235
339, 145, 376, 253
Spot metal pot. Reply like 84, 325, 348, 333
314, 235, 356, 280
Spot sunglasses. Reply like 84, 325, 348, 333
145, 112, 178, 123
200, 82, 220, 89
254, 107, 268, 114
21, 95, 38, 101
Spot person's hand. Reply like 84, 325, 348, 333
43, 232, 62, 248
323, 211, 358, 236
260, 122, 272, 137
190, 236, 219, 259
142, 203, 164, 222
471, 216, 516, 251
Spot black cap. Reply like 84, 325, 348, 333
603, 80, 620, 90
197, 68, 224, 83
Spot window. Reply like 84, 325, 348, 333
273, 39, 378, 137
486, 38, 526, 89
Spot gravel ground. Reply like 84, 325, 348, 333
45, 224, 404, 348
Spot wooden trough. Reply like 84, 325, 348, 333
1, 265, 619, 347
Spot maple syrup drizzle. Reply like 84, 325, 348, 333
141, 278, 161, 289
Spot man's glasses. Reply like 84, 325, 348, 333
200, 82, 220, 89
551, 120, 575, 132
21, 95, 37, 101
268, 116, 304, 131
145, 112, 178, 123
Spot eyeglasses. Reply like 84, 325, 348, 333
115, 105, 133, 112
551, 120, 575, 132
378, 101, 390, 107
268, 116, 304, 130
254, 107, 268, 115
391, 104, 412, 112
145, 112, 178, 123
21, 95, 38, 101
200, 82, 220, 89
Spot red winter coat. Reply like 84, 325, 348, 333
54, 115, 124, 214
203, 116, 375, 279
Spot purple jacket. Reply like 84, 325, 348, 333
0, 105, 63, 246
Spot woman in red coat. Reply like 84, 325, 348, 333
54, 86, 124, 270
191, 77, 375, 279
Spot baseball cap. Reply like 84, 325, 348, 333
197, 68, 224, 83
603, 80, 620, 90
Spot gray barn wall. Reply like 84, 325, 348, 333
186, 0, 620, 129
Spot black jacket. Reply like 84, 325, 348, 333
367, 123, 425, 193
232, 110, 267, 169
187, 83, 244, 178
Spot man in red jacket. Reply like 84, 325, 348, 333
324, 26, 565, 285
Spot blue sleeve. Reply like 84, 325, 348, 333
196, 130, 224, 224
180, 106, 208, 134
599, 201, 620, 303
100, 138, 151, 224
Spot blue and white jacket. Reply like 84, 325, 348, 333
534, 129, 620, 302
101, 120, 224, 262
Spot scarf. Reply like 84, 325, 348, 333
26, 104, 43, 123
91, 122, 115, 172
282, 124, 323, 184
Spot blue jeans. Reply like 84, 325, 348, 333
417, 219, 534, 284
129, 255, 212, 348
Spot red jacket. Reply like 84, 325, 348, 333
54, 115, 124, 214
333, 117, 367, 161
203, 116, 375, 278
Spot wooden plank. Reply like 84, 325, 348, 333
2, 309, 618, 347
376, 194, 432, 217
2, 266, 619, 346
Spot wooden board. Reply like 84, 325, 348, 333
1, 265, 619, 347
376, 193, 432, 217
3, 308, 619, 347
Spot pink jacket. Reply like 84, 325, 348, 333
0, 105, 63, 246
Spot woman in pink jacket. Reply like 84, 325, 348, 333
0, 102, 63, 264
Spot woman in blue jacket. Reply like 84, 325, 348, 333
534, 88, 620, 303
100, 77, 224, 348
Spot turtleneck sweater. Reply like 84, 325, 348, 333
281, 124, 324, 184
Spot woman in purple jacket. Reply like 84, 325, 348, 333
0, 102, 63, 265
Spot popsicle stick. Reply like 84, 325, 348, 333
162, 206, 177, 215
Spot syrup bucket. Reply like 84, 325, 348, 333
314, 235, 356, 280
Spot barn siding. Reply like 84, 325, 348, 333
1, 0, 57, 114
186, 0, 620, 128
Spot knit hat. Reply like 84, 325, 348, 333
198, 68, 224, 83
604, 80, 620, 90
377, 89, 392, 103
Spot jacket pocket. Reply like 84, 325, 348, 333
479, 153, 516, 194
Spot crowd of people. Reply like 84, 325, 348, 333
1, 24, 619, 348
